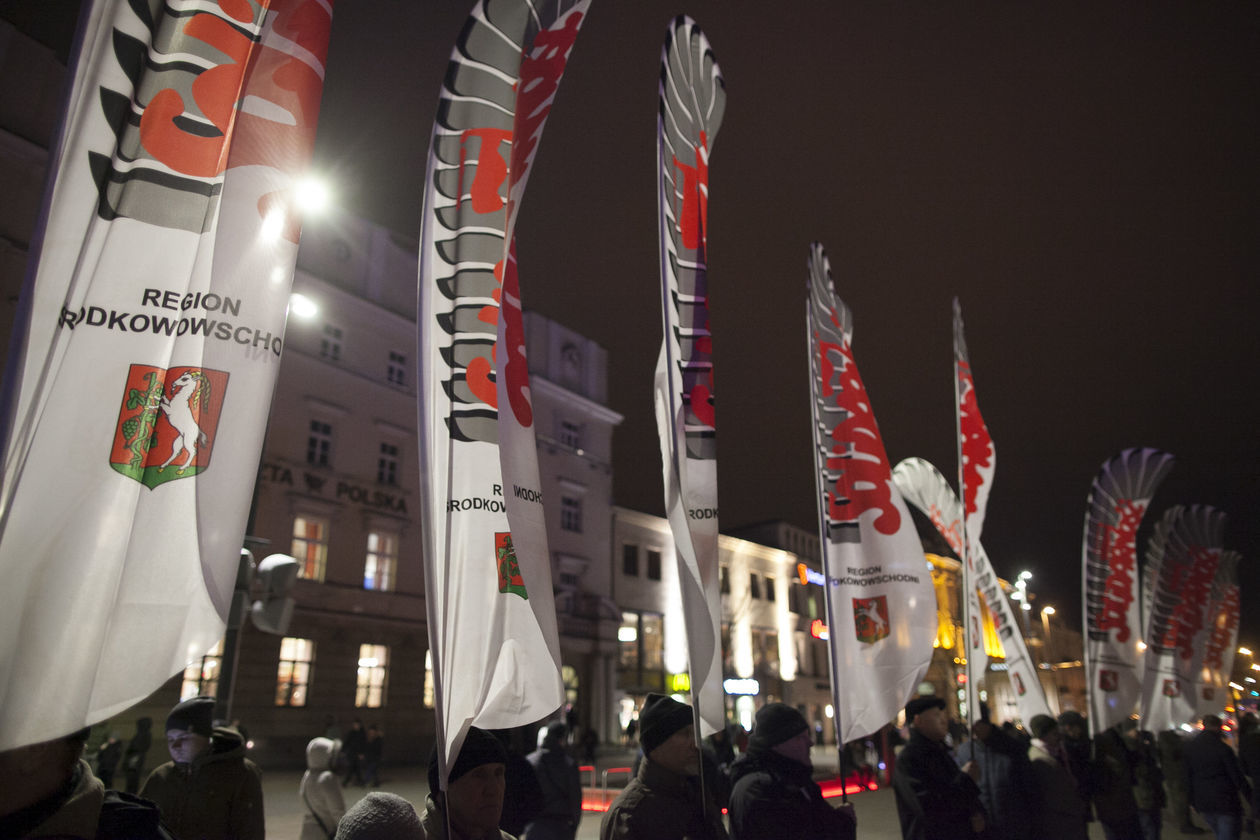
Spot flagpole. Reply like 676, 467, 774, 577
805, 294, 850, 803
953, 301, 976, 729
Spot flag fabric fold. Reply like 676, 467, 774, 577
807, 243, 936, 743
1081, 448, 1174, 733
0, 0, 332, 750
893, 457, 1052, 723
653, 15, 726, 738
417, 0, 590, 782
1140, 505, 1227, 730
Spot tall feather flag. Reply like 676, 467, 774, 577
952, 299, 994, 723
1081, 448, 1174, 733
1195, 551, 1241, 718
1139, 505, 1226, 730
893, 457, 1051, 723
653, 15, 726, 737
807, 243, 936, 742
0, 0, 332, 750
417, 0, 590, 783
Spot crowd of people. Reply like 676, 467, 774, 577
2, 691, 1258, 840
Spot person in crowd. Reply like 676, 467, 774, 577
95, 731, 123, 790
0, 726, 175, 839
140, 696, 264, 840
342, 719, 367, 786
123, 716, 153, 794
1238, 713, 1260, 836
1123, 723, 1165, 840
523, 721, 582, 840
727, 702, 856, 840
953, 711, 1032, 840
422, 726, 514, 840
1184, 714, 1251, 840
702, 725, 737, 805
1158, 727, 1206, 835
623, 718, 637, 748
891, 695, 986, 840
335, 791, 425, 840
580, 727, 598, 764
496, 727, 542, 837
1026, 714, 1088, 840
300, 736, 346, 840
600, 693, 727, 840
1057, 711, 1095, 815
362, 724, 383, 788
1093, 719, 1142, 840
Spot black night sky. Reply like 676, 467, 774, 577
6, 1, 1260, 649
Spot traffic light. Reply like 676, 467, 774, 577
250, 554, 299, 634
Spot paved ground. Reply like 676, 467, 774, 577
260, 746, 1216, 839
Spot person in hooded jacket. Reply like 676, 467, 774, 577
301, 736, 347, 840
728, 703, 856, 840
523, 721, 582, 840
141, 696, 264, 840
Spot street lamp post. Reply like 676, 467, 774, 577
1040, 605, 1055, 662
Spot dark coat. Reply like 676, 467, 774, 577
892, 729, 985, 840
140, 727, 264, 840
1091, 728, 1139, 833
0, 760, 175, 840
727, 748, 855, 840
1183, 728, 1250, 815
599, 757, 727, 840
954, 729, 1033, 840
524, 742, 582, 840
1027, 742, 1089, 840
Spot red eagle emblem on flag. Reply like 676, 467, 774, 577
853, 596, 890, 644
495, 532, 528, 599
1162, 679, 1181, 698
1099, 670, 1119, 692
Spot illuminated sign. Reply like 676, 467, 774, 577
810, 619, 830, 640
667, 673, 691, 692
723, 678, 760, 695
797, 563, 826, 586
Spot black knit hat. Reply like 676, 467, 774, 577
335, 792, 424, 840
639, 693, 693, 755
1030, 714, 1058, 739
427, 726, 507, 791
904, 695, 946, 722
166, 696, 214, 738
749, 703, 809, 750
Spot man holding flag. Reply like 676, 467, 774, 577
893, 696, 986, 840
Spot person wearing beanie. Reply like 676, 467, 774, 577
599, 694, 727, 840
140, 696, 264, 840
300, 737, 346, 840
1184, 714, 1251, 840
336, 792, 425, 840
953, 713, 1033, 840
523, 722, 581, 840
891, 695, 986, 840
1026, 715, 1087, 840
727, 703, 856, 840
421, 726, 513, 840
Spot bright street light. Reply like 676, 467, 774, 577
294, 175, 331, 214
288, 293, 318, 320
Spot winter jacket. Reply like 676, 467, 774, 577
420, 792, 516, 840
954, 729, 1033, 840
0, 759, 174, 840
1126, 732, 1165, 812
891, 729, 985, 840
599, 757, 728, 840
140, 726, 264, 840
1027, 741, 1088, 840
300, 737, 346, 840
523, 742, 582, 840
1091, 727, 1139, 832
727, 748, 855, 840
1184, 728, 1251, 815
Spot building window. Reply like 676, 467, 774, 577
560, 495, 582, 532
180, 640, 223, 700
377, 442, 399, 486
720, 565, 730, 594
559, 419, 581, 450
749, 573, 762, 599
622, 544, 639, 577
766, 576, 776, 602
618, 610, 664, 688
320, 324, 342, 360
646, 550, 662, 581
356, 644, 388, 708
292, 515, 329, 581
364, 531, 397, 591
307, 420, 332, 467
276, 637, 314, 707
387, 351, 406, 385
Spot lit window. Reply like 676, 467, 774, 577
320, 324, 342, 360
559, 419, 581, 450
276, 637, 314, 707
423, 650, 435, 708
561, 495, 582, 532
292, 515, 329, 581
307, 420, 332, 467
180, 640, 223, 700
387, 351, 406, 386
364, 531, 398, 591
646, 550, 662, 581
622, 544, 639, 577
377, 442, 399, 486
355, 643, 389, 708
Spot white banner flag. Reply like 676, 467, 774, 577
653, 15, 726, 737
418, 0, 589, 780
1192, 551, 1240, 719
0, 0, 332, 750
807, 244, 936, 743
892, 457, 1052, 724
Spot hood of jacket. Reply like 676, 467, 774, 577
729, 745, 812, 786
306, 736, 339, 772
